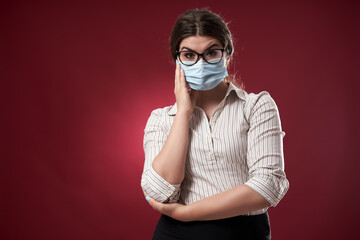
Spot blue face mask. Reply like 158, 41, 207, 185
178, 58, 228, 91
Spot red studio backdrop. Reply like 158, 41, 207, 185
1, 0, 359, 239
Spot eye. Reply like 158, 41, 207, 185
183, 52, 196, 60
205, 50, 219, 57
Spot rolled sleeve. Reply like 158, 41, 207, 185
141, 167, 181, 203
140, 109, 181, 203
244, 92, 289, 207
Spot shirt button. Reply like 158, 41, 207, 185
209, 151, 214, 156
168, 190, 172, 194
207, 131, 211, 137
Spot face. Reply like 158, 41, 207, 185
178, 36, 228, 65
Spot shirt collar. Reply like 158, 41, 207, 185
225, 81, 246, 101
167, 82, 246, 116
168, 103, 178, 116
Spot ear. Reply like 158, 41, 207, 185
225, 55, 231, 67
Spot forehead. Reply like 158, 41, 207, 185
179, 36, 222, 51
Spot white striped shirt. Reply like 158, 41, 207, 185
141, 82, 289, 215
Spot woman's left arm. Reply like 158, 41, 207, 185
147, 184, 270, 221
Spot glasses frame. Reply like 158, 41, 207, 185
176, 48, 225, 66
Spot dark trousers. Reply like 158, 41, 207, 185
153, 212, 271, 240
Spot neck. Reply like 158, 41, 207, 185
195, 81, 229, 108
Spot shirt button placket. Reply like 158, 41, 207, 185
208, 117, 216, 164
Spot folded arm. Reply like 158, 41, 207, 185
141, 65, 197, 203
141, 108, 191, 203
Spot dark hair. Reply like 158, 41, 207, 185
170, 9, 234, 61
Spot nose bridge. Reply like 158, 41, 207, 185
198, 52, 206, 61
198, 53, 204, 60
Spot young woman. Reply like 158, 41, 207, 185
141, 9, 289, 240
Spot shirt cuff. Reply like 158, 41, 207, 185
141, 166, 181, 203
244, 176, 289, 207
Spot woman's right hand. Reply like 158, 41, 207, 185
174, 63, 197, 117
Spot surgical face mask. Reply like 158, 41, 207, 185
177, 58, 228, 91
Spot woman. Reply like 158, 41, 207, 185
140, 9, 289, 240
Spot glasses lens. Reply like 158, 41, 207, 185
203, 49, 223, 63
179, 51, 198, 66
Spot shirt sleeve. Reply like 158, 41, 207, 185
244, 92, 290, 207
140, 109, 181, 203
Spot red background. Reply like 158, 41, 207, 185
1, 0, 359, 239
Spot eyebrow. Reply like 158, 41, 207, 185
180, 43, 221, 52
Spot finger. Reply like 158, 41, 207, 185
147, 196, 156, 207
179, 68, 186, 89
148, 198, 162, 212
175, 62, 180, 85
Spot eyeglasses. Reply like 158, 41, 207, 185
176, 49, 225, 66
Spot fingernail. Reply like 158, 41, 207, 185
145, 196, 150, 202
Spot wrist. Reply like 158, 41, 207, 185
176, 109, 192, 119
